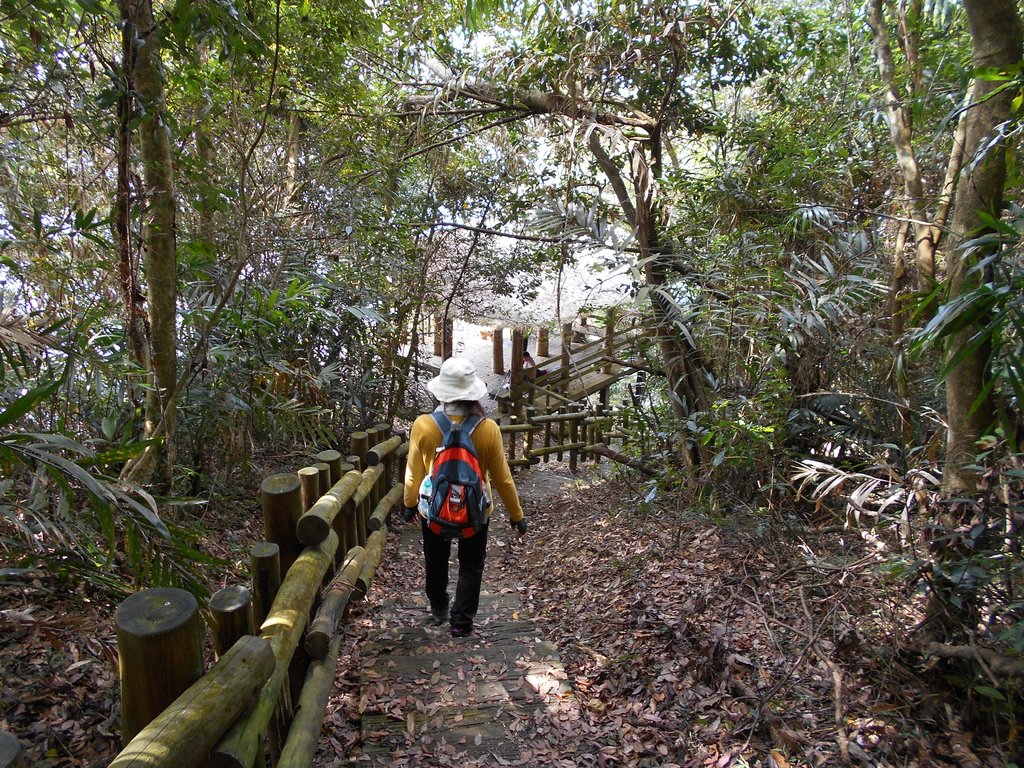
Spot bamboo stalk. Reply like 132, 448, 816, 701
304, 547, 364, 660
210, 533, 338, 768
115, 588, 204, 745
369, 483, 404, 532
295, 470, 362, 547
109, 635, 274, 768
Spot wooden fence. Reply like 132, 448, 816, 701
107, 425, 408, 768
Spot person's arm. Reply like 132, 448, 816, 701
403, 415, 432, 510
477, 419, 524, 522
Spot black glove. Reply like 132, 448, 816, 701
511, 518, 528, 535
402, 506, 418, 523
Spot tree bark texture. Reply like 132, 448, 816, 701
866, 0, 938, 288
943, 0, 1022, 490
117, 0, 178, 484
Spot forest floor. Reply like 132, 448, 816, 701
0, 455, 1013, 767
313, 460, 1011, 768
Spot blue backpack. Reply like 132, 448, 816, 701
419, 412, 491, 538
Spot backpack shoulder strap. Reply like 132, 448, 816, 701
431, 411, 451, 435
462, 414, 483, 436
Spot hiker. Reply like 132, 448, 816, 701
403, 356, 528, 638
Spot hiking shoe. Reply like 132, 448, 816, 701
450, 626, 472, 638
429, 605, 449, 626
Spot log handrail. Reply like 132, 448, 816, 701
109, 425, 408, 768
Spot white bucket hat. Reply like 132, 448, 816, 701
427, 357, 488, 403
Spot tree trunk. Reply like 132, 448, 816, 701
866, 0, 938, 292
117, 0, 178, 485
629, 137, 710, 469
942, 0, 1022, 491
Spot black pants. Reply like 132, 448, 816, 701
421, 520, 489, 631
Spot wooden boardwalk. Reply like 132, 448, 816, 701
357, 526, 577, 764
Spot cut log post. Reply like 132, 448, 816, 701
569, 404, 580, 471
355, 528, 388, 599
352, 464, 384, 545
108, 635, 274, 768
298, 466, 320, 512
392, 429, 408, 487
537, 326, 549, 357
510, 328, 525, 396
561, 323, 571, 388
315, 449, 343, 485
364, 426, 384, 503
525, 405, 538, 465
345, 454, 362, 472
349, 431, 369, 466
342, 497, 358, 562
249, 542, 281, 630
0, 731, 26, 768
369, 483, 403, 532
209, 585, 254, 660
587, 442, 658, 476
261, 473, 303, 576
543, 418, 552, 464
311, 462, 328, 497
295, 470, 362, 547
303, 547, 364, 660
442, 316, 454, 360
115, 588, 204, 745
492, 327, 504, 374
603, 307, 616, 374
277, 631, 343, 768
211, 532, 338, 768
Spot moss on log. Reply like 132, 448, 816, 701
249, 542, 281, 630
368, 483, 403, 532
314, 450, 342, 485
115, 588, 204, 744
351, 464, 384, 508
210, 532, 338, 768
365, 435, 402, 466
278, 631, 343, 768
209, 585, 254, 659
108, 635, 274, 768
295, 470, 361, 547
261, 474, 303, 575
304, 547, 364, 660
355, 528, 388, 598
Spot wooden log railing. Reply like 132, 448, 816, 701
108, 424, 408, 768
498, 401, 629, 471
